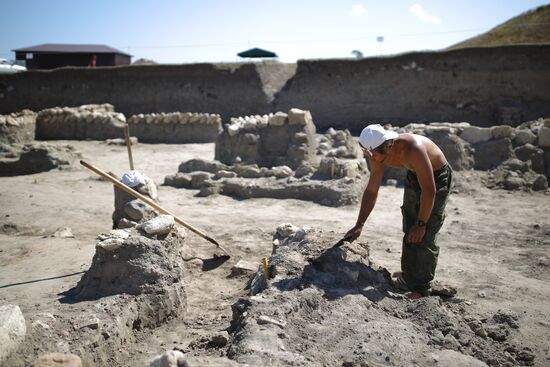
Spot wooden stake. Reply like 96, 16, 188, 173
261, 257, 270, 280
124, 124, 135, 170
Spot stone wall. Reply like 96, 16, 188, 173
0, 62, 294, 119
127, 112, 221, 143
1, 46, 549, 131
274, 45, 550, 131
215, 108, 317, 169
35, 104, 222, 143
0, 110, 36, 144
36, 104, 126, 140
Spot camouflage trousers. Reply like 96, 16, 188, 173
400, 163, 453, 295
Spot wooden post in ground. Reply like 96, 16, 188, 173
124, 124, 135, 170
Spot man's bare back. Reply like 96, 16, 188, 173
376, 133, 447, 172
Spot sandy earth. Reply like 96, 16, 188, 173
1, 140, 549, 366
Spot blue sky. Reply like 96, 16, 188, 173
2, 0, 548, 63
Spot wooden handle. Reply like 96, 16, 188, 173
124, 125, 135, 170
80, 159, 214, 242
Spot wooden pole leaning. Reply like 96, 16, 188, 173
124, 124, 135, 170
80, 160, 229, 257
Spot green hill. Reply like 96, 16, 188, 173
448, 4, 550, 49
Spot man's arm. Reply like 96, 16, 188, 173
406, 144, 436, 243
345, 160, 384, 241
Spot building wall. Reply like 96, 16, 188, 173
14, 52, 130, 69
2, 45, 550, 129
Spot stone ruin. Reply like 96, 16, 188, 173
380, 120, 550, 191
127, 112, 221, 143
34, 104, 222, 143
0, 109, 36, 145
36, 104, 127, 140
215, 108, 317, 169
2, 217, 189, 367
0, 142, 81, 176
227, 224, 536, 366
165, 109, 368, 206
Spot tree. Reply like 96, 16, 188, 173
351, 50, 363, 59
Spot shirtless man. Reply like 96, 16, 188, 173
345, 124, 453, 298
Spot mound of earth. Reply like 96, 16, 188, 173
0, 142, 80, 176
3, 224, 188, 367
227, 226, 535, 366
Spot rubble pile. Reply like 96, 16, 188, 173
2, 221, 188, 367
397, 119, 550, 191
317, 127, 361, 159
167, 110, 368, 206
215, 108, 317, 170
0, 109, 36, 144
0, 142, 80, 176
127, 112, 222, 143
35, 104, 127, 140
227, 225, 536, 366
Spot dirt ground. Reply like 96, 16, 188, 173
1, 140, 549, 366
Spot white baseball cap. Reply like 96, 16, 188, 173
358, 124, 398, 153
121, 170, 147, 187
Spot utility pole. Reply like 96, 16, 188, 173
376, 36, 384, 56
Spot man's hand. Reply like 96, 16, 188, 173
406, 224, 426, 244
344, 224, 363, 242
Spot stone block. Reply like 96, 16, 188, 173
490, 125, 515, 139
473, 138, 513, 170
460, 126, 491, 144
268, 112, 287, 126
514, 129, 536, 146
538, 127, 550, 148
287, 108, 312, 126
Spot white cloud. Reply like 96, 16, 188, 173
410, 4, 441, 24
351, 4, 366, 16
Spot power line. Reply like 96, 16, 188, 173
119, 28, 487, 50
117, 22, 550, 50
